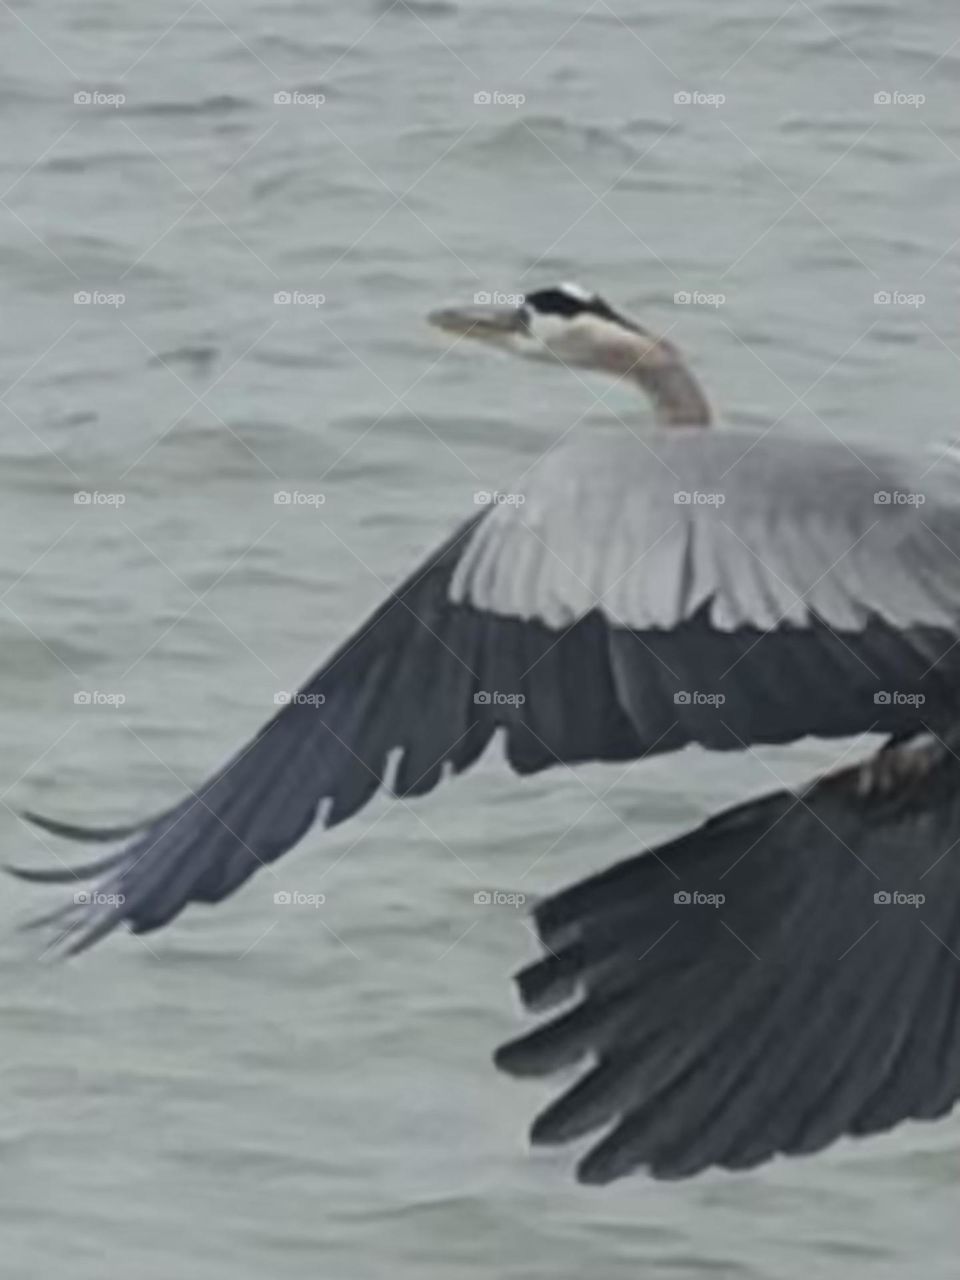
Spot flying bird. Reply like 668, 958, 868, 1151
15, 283, 960, 1183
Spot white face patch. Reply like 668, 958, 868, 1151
520, 308, 633, 367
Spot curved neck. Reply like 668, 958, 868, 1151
633, 355, 712, 427
602, 331, 712, 427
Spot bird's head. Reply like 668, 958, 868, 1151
428, 282, 668, 375
427, 281, 711, 426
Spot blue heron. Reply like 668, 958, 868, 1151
17, 284, 960, 1183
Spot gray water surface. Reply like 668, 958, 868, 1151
0, 2, 958, 1277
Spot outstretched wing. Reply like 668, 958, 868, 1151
15, 427, 960, 950
495, 732, 960, 1182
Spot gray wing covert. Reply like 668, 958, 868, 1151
16, 428, 960, 947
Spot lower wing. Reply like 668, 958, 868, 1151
495, 732, 960, 1182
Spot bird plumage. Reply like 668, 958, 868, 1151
16, 283, 960, 1182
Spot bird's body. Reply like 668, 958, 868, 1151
18, 283, 960, 1183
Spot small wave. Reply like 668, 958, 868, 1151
126, 95, 254, 118
873, 326, 921, 346
470, 115, 640, 165
45, 150, 154, 174
251, 169, 367, 202
779, 118, 915, 166
372, 0, 458, 13
792, 33, 883, 59
623, 115, 683, 138
780, 115, 875, 136
828, 0, 897, 18
252, 347, 337, 369
355, 267, 421, 293
55, 411, 99, 429
149, 344, 219, 371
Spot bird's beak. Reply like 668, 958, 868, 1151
427, 302, 525, 342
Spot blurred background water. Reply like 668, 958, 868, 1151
0, 1, 958, 1276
